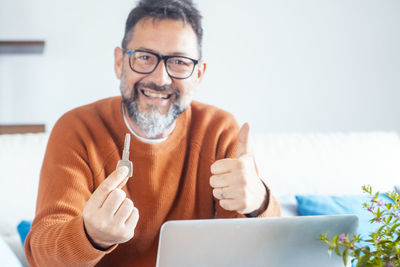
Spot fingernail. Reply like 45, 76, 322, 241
118, 166, 129, 175
210, 163, 217, 174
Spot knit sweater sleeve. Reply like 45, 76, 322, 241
24, 112, 115, 266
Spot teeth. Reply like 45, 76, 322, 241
142, 89, 170, 99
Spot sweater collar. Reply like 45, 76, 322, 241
121, 103, 169, 144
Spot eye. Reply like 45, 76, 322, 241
173, 59, 185, 65
171, 58, 191, 66
138, 55, 150, 60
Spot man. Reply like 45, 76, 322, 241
25, 0, 281, 266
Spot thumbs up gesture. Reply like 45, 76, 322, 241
210, 123, 267, 215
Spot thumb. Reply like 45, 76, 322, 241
235, 122, 251, 158
91, 166, 130, 206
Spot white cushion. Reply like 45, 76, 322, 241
253, 132, 400, 196
276, 195, 298, 217
0, 133, 49, 235
0, 236, 22, 267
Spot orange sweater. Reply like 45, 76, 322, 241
25, 97, 281, 267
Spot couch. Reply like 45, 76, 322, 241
1, 131, 400, 266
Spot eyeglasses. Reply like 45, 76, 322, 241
124, 49, 200, 80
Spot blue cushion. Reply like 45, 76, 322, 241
295, 194, 393, 239
17, 220, 32, 245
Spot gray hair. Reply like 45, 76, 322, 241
122, 0, 203, 58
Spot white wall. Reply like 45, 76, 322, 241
1, 0, 399, 133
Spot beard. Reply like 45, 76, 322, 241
120, 72, 193, 139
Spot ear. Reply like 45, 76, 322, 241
195, 61, 207, 83
114, 47, 124, 80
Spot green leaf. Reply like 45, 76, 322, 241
319, 234, 330, 244
378, 225, 386, 234
365, 185, 372, 194
389, 223, 400, 234
385, 215, 393, 225
354, 248, 361, 259
357, 255, 370, 267
342, 248, 349, 266
353, 235, 362, 242
335, 245, 341, 256
362, 185, 371, 194
376, 208, 383, 217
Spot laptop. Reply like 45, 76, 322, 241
156, 215, 358, 267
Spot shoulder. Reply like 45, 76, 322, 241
61, 97, 121, 122
53, 97, 122, 132
188, 101, 240, 159
49, 96, 124, 151
46, 97, 123, 172
190, 101, 238, 132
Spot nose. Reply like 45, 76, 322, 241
149, 59, 172, 86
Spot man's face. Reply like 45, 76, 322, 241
114, 18, 206, 138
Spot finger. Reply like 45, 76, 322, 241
214, 186, 240, 199
210, 158, 240, 174
219, 199, 245, 212
125, 207, 140, 228
101, 188, 126, 214
212, 188, 224, 200
117, 176, 130, 190
219, 187, 240, 199
235, 122, 251, 158
209, 173, 233, 188
115, 198, 134, 224
91, 166, 129, 207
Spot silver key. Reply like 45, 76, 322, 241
116, 133, 133, 177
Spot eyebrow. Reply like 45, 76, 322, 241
135, 47, 191, 57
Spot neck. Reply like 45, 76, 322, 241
123, 105, 176, 139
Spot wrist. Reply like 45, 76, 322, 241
83, 223, 114, 251
245, 179, 270, 218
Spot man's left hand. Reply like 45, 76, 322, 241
210, 123, 267, 215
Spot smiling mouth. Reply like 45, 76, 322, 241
141, 89, 173, 99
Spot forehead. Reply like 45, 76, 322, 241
128, 18, 199, 58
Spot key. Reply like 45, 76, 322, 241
116, 133, 133, 178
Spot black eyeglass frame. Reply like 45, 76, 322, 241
124, 49, 200, 80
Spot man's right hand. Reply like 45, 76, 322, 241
83, 166, 139, 249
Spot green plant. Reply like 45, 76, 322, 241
319, 185, 400, 267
